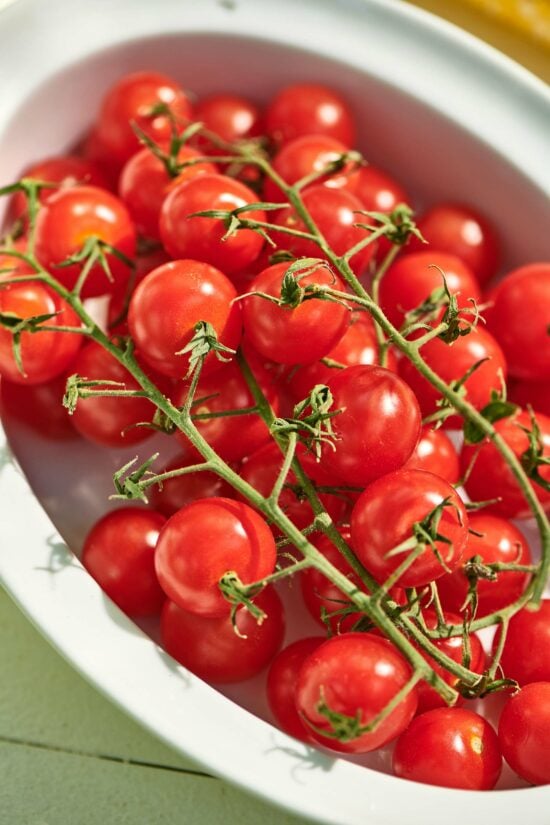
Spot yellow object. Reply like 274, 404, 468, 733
463, 0, 550, 48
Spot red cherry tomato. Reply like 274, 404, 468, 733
322, 365, 421, 487
159, 173, 266, 274
161, 586, 285, 683
437, 515, 531, 618
265, 83, 355, 147
154, 497, 276, 617
461, 409, 550, 519
95, 71, 193, 167
354, 165, 409, 213
266, 636, 325, 742
82, 507, 166, 616
34, 186, 136, 298
498, 682, 550, 786
0, 373, 76, 440
195, 93, 262, 145
408, 203, 500, 285
351, 469, 469, 588
242, 262, 349, 365
495, 600, 550, 685
509, 377, 550, 418
379, 250, 481, 330
295, 633, 417, 753
403, 426, 460, 484
486, 263, 550, 381
393, 708, 502, 790
127, 259, 242, 379
149, 451, 233, 518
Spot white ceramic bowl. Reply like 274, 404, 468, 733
1, 1, 550, 822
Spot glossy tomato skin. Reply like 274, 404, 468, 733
272, 185, 374, 277
266, 637, 325, 742
498, 682, 550, 786
486, 263, 550, 381
461, 409, 550, 519
379, 250, 481, 330
0, 374, 76, 440
295, 633, 418, 753
0, 280, 82, 385
437, 515, 531, 618
403, 426, 460, 485
194, 93, 262, 144
393, 708, 502, 790
149, 451, 233, 518
322, 365, 421, 487
265, 83, 355, 147
351, 469, 469, 588
408, 203, 500, 285
127, 259, 242, 379
354, 165, 409, 214
242, 262, 349, 365
154, 497, 276, 618
508, 378, 550, 418
159, 174, 266, 274
95, 71, 193, 167
161, 586, 285, 684
82, 507, 166, 616
496, 600, 550, 685
34, 186, 136, 298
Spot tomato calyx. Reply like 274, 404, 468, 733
177, 319, 236, 378
518, 408, 550, 493
271, 384, 343, 460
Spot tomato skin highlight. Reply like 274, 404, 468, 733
498, 682, 550, 786
403, 426, 460, 485
265, 83, 355, 147
161, 586, 285, 684
266, 637, 325, 742
393, 708, 502, 790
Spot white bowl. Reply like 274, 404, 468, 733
1, 1, 550, 823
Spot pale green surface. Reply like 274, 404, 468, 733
0, 589, 310, 825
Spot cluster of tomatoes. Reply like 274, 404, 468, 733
1, 70, 550, 793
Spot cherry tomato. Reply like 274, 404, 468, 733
127, 259, 242, 379
322, 365, 421, 487
351, 469, 469, 588
95, 71, 193, 167
393, 708, 502, 790
194, 93, 262, 145
403, 426, 460, 484
34, 185, 136, 298
509, 378, 550, 418
161, 586, 285, 683
119, 145, 217, 239
437, 515, 531, 618
354, 165, 409, 214
461, 409, 550, 519
486, 263, 550, 381
266, 636, 325, 742
379, 250, 481, 330
295, 633, 417, 753
408, 203, 500, 285
149, 451, 233, 518
242, 261, 349, 365
495, 600, 550, 685
498, 682, 550, 785
82, 507, 166, 616
154, 497, 276, 617
159, 173, 266, 274
265, 83, 355, 147
0, 373, 76, 439
0, 280, 82, 385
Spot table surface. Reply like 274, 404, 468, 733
2, 2, 549, 824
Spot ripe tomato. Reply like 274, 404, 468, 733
495, 600, 550, 685
295, 633, 417, 753
149, 451, 233, 518
0, 280, 82, 385
437, 514, 531, 618
95, 71, 193, 167
407, 203, 500, 285
393, 708, 502, 789
351, 469, 469, 588
194, 93, 262, 145
322, 365, 421, 487
379, 250, 481, 330
509, 378, 550, 418
154, 497, 276, 617
403, 426, 460, 484
82, 507, 166, 616
354, 165, 409, 214
266, 637, 325, 742
119, 145, 217, 239
461, 409, 550, 519
486, 263, 550, 381
0, 373, 76, 439
161, 586, 285, 683
127, 259, 242, 379
34, 185, 136, 298
265, 83, 355, 147
159, 173, 266, 274
498, 682, 550, 786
